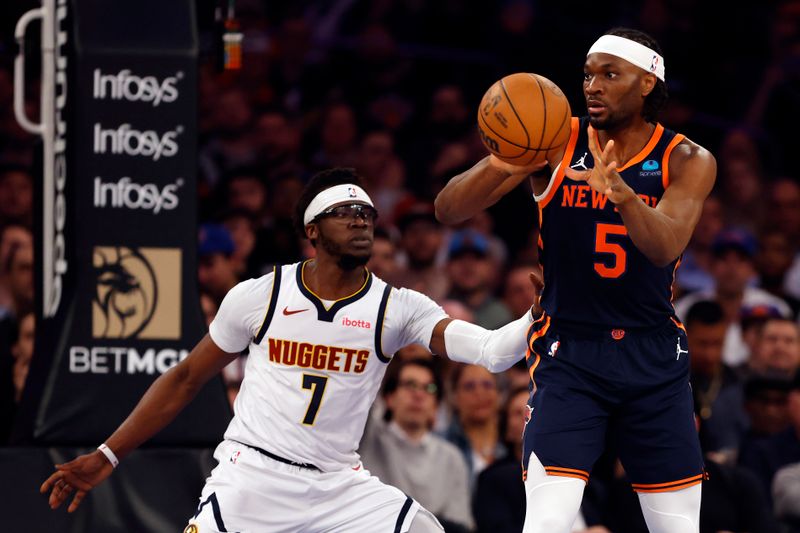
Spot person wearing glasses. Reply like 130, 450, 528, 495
360, 358, 474, 532
445, 364, 504, 485
41, 167, 538, 533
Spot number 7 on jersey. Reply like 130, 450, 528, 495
301, 374, 328, 425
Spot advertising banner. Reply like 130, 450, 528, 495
14, 0, 231, 445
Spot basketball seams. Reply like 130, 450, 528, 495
478, 110, 532, 156
499, 79, 532, 150
544, 100, 571, 151
529, 74, 547, 153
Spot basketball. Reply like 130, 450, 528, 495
477, 72, 572, 166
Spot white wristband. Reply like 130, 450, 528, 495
97, 443, 119, 468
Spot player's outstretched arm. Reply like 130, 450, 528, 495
40, 334, 238, 513
429, 272, 543, 372
434, 155, 546, 225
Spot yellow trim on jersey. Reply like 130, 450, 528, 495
300, 260, 371, 311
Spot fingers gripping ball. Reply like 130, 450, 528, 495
478, 73, 572, 165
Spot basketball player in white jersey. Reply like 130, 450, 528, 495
41, 167, 539, 533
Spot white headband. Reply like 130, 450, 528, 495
303, 184, 375, 225
587, 34, 665, 82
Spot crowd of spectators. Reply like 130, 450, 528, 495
2, 0, 800, 531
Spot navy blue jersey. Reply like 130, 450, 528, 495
537, 117, 686, 328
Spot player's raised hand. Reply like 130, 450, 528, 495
564, 125, 634, 205
40, 450, 114, 513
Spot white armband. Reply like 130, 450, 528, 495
97, 443, 119, 468
443, 311, 534, 372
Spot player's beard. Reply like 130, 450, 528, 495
317, 228, 370, 271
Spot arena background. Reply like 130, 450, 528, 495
0, 0, 798, 531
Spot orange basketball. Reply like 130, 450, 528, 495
477, 72, 572, 165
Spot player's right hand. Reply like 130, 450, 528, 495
487, 154, 549, 176
40, 450, 114, 513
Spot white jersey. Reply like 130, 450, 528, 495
209, 261, 447, 472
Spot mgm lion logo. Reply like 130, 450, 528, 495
92, 246, 181, 339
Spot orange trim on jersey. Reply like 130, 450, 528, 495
528, 353, 541, 382
545, 466, 590, 477
594, 123, 665, 172
528, 315, 551, 348
527, 315, 550, 382
633, 478, 703, 493
538, 118, 580, 209
631, 473, 704, 491
544, 467, 590, 483
661, 133, 686, 189
670, 316, 687, 333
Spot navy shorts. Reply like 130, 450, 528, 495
522, 314, 704, 492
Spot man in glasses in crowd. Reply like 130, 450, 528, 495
360, 357, 474, 532
41, 167, 538, 533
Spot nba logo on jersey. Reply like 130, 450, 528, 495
548, 340, 560, 357
230, 450, 241, 464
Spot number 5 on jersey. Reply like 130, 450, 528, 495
594, 223, 628, 279
301, 374, 328, 425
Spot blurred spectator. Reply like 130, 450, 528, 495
251, 174, 305, 270
251, 109, 303, 181
310, 102, 359, 171
2, 240, 34, 318
198, 224, 239, 305
199, 292, 218, 328
748, 317, 800, 377
741, 304, 786, 360
222, 169, 269, 225
199, 87, 257, 187
773, 461, 800, 531
770, 179, 800, 300
0, 224, 32, 316
740, 373, 792, 462
356, 130, 408, 218
473, 386, 537, 533
756, 229, 800, 316
446, 230, 511, 329
768, 178, 800, 244
502, 264, 539, 318
677, 195, 724, 294
444, 364, 505, 485
391, 202, 449, 302
685, 300, 747, 455
0, 165, 33, 227
10, 312, 33, 403
719, 158, 766, 231
359, 358, 473, 531
738, 369, 800, 506
366, 227, 398, 280
675, 227, 792, 366
219, 209, 258, 279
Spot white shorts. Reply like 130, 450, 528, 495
185, 440, 429, 533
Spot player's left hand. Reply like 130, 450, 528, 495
40, 450, 114, 513
564, 125, 636, 205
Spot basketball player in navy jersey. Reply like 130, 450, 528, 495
436, 28, 716, 533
